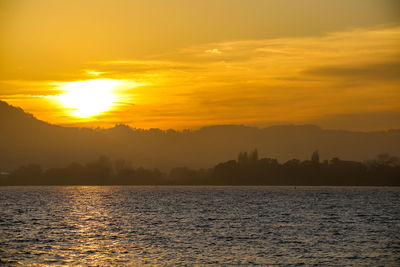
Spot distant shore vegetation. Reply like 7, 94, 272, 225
1, 150, 399, 186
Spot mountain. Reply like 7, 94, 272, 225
1, 100, 400, 171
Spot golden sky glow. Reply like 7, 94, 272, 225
1, 0, 400, 130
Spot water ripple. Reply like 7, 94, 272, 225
0, 186, 399, 265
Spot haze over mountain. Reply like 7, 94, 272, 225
1, 100, 399, 171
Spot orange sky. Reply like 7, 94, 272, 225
1, 0, 400, 130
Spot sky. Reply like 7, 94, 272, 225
1, 0, 400, 131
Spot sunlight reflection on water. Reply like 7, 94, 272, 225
0, 186, 399, 265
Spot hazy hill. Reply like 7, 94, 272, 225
1, 100, 399, 171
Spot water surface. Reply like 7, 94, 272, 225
0, 186, 399, 265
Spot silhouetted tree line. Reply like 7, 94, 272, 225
1, 151, 399, 186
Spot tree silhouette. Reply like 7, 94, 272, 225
372, 153, 400, 167
1, 150, 399, 186
311, 150, 320, 164
249, 149, 259, 163
238, 152, 248, 165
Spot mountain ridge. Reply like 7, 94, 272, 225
1, 100, 400, 171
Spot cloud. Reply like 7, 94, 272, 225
3, 25, 400, 130
205, 48, 222, 54
310, 109, 400, 131
303, 62, 400, 81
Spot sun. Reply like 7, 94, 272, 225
58, 79, 120, 118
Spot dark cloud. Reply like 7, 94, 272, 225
311, 109, 400, 131
303, 61, 400, 81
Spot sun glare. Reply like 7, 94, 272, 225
58, 79, 119, 118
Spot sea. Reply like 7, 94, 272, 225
0, 186, 399, 266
